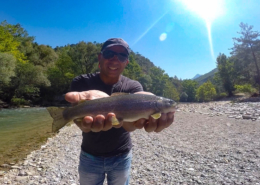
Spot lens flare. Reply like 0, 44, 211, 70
206, 21, 215, 60
132, 11, 169, 46
175, 0, 225, 60
159, 33, 167, 41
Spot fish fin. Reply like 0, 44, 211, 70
46, 107, 70, 132
111, 92, 129, 97
151, 112, 161, 119
111, 116, 120, 125
74, 118, 84, 122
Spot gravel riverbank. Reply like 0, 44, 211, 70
1, 101, 260, 184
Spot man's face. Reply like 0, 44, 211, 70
98, 45, 128, 79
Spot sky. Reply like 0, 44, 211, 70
1, 0, 260, 79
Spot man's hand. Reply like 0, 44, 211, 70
123, 91, 175, 133
65, 90, 123, 133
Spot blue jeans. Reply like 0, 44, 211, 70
78, 150, 132, 185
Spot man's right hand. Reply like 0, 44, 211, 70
65, 90, 123, 133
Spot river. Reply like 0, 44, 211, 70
0, 107, 53, 170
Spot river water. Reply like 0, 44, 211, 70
0, 107, 53, 170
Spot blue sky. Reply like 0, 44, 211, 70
1, 0, 259, 79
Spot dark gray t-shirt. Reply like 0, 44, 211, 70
70, 72, 143, 157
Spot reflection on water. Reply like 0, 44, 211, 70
0, 108, 53, 170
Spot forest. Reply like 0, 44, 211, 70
0, 21, 260, 106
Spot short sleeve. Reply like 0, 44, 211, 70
128, 80, 143, 93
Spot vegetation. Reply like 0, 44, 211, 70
1, 20, 259, 106
195, 23, 260, 99
196, 81, 217, 102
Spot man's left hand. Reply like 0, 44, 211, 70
123, 91, 175, 133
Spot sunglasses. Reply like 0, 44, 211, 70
101, 50, 128, 62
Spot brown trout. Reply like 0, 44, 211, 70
47, 93, 177, 132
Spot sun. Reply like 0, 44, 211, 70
175, 0, 225, 60
179, 0, 225, 23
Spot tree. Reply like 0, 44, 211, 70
170, 76, 182, 93
149, 67, 168, 96
180, 92, 188, 102
47, 47, 75, 97
181, 80, 198, 102
11, 62, 51, 101
196, 81, 217, 102
29, 44, 58, 67
123, 54, 142, 80
138, 74, 152, 91
0, 23, 27, 63
216, 53, 236, 96
68, 42, 100, 75
0, 53, 16, 85
231, 23, 260, 92
148, 67, 179, 100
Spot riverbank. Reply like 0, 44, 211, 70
1, 101, 260, 184
0, 108, 54, 171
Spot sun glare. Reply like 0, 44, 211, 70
180, 0, 225, 22
176, 0, 225, 60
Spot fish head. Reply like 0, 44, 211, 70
156, 96, 177, 113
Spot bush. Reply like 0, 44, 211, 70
196, 81, 217, 102
214, 92, 227, 100
11, 97, 29, 106
234, 84, 256, 93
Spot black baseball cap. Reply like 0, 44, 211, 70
101, 38, 130, 55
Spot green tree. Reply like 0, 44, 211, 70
68, 42, 99, 75
180, 92, 188, 102
196, 81, 217, 102
29, 44, 58, 67
138, 74, 152, 91
11, 62, 51, 101
149, 67, 179, 100
134, 52, 155, 74
149, 67, 168, 96
163, 80, 180, 101
231, 23, 260, 92
170, 76, 182, 93
182, 79, 198, 102
47, 47, 75, 97
0, 53, 16, 85
216, 53, 236, 96
0, 23, 27, 63
123, 54, 142, 80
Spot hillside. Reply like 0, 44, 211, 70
192, 74, 201, 80
194, 68, 218, 84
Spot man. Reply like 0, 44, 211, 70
65, 38, 175, 185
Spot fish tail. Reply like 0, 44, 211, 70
46, 107, 69, 132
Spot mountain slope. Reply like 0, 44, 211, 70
194, 68, 218, 84
192, 74, 201, 80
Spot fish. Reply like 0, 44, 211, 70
47, 93, 177, 132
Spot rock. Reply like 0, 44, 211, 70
242, 115, 252, 119
18, 170, 27, 176
15, 176, 28, 181
0, 171, 5, 176
10, 166, 21, 169
1, 164, 10, 168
